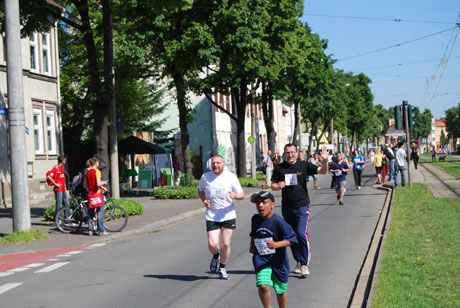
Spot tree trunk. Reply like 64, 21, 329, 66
292, 99, 299, 146
261, 81, 276, 154
173, 74, 193, 177
235, 81, 248, 178
307, 122, 317, 154
103, 0, 119, 197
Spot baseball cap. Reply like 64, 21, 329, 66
250, 191, 275, 203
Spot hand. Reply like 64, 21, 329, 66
229, 191, 236, 199
55, 183, 61, 188
320, 146, 329, 161
203, 199, 211, 208
278, 181, 286, 189
267, 240, 278, 249
249, 244, 256, 254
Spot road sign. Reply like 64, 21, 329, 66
248, 136, 255, 144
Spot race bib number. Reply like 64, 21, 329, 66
210, 187, 226, 199
336, 170, 342, 176
254, 237, 275, 255
285, 174, 298, 186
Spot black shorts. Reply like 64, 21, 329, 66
206, 219, 237, 232
375, 166, 382, 174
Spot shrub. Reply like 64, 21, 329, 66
44, 205, 56, 221
112, 199, 144, 216
154, 186, 198, 199
239, 177, 259, 187
180, 174, 198, 187
256, 173, 266, 181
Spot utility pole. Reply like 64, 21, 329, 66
251, 103, 256, 179
402, 100, 412, 187
298, 102, 302, 151
4, 0, 31, 231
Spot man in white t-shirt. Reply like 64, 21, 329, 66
395, 142, 407, 188
198, 155, 244, 280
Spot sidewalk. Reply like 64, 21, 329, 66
0, 186, 260, 257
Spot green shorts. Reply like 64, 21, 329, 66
256, 266, 287, 294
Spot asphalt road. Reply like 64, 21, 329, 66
0, 168, 386, 308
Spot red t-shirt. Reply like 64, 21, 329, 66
50, 164, 66, 192
86, 168, 101, 194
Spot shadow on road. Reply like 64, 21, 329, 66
144, 274, 211, 281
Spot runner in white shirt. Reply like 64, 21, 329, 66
198, 155, 244, 280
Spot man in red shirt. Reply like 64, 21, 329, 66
47, 155, 69, 212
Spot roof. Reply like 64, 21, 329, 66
118, 136, 170, 155
434, 119, 446, 127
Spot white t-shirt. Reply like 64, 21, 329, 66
198, 170, 243, 222
396, 148, 407, 167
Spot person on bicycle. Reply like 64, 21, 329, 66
84, 157, 108, 236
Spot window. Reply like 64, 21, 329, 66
46, 110, 56, 154
41, 33, 50, 74
33, 108, 44, 154
29, 33, 38, 72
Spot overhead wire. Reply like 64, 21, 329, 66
305, 13, 455, 25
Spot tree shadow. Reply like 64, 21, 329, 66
144, 270, 254, 281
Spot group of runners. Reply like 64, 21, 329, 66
198, 143, 330, 308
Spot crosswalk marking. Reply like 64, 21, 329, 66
67, 250, 83, 255
34, 262, 69, 273
0, 272, 14, 278
48, 258, 59, 261
0, 283, 22, 295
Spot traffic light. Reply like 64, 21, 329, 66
408, 105, 416, 128
394, 105, 403, 130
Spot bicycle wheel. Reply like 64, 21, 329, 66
55, 206, 83, 233
103, 204, 128, 232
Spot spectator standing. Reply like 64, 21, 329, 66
395, 142, 407, 188
249, 191, 297, 308
368, 149, 375, 165
84, 157, 108, 236
329, 153, 350, 205
411, 147, 419, 169
262, 150, 273, 185
431, 148, 436, 162
271, 144, 329, 278
352, 149, 365, 189
47, 155, 69, 213
382, 145, 395, 182
373, 149, 384, 184
198, 155, 245, 280
306, 154, 320, 189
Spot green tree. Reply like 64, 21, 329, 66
445, 103, 460, 149
411, 107, 433, 140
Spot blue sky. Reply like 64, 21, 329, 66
300, 0, 460, 119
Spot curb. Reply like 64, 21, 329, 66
349, 184, 394, 307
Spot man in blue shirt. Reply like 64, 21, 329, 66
329, 152, 350, 205
352, 149, 365, 189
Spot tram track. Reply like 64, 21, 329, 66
419, 161, 460, 200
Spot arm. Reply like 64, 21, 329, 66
47, 175, 61, 188
229, 191, 245, 200
198, 190, 211, 208
249, 237, 257, 254
267, 239, 293, 249
317, 146, 330, 174
271, 181, 286, 191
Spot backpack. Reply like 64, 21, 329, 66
71, 172, 84, 193
46, 169, 54, 186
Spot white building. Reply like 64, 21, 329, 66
0, 7, 63, 206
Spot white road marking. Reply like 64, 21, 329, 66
0, 283, 22, 295
67, 250, 83, 255
34, 262, 69, 273
48, 258, 59, 261
56, 254, 72, 257
24, 263, 45, 268
0, 272, 14, 278
89, 243, 106, 247
8, 267, 29, 272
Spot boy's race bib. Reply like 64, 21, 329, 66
254, 237, 276, 255
284, 174, 298, 186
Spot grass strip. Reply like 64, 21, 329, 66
373, 183, 460, 307
432, 161, 460, 176
1, 230, 48, 244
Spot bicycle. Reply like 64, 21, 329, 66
55, 192, 128, 233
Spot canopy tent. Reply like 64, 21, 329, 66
118, 136, 169, 155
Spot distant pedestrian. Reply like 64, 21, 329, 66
395, 142, 407, 188
368, 149, 375, 164
249, 191, 297, 308
329, 152, 350, 205
411, 147, 419, 169
198, 155, 245, 280
431, 148, 436, 162
352, 149, 365, 189
271, 144, 329, 278
307, 154, 320, 189
373, 149, 384, 184
262, 150, 273, 185
330, 152, 339, 189
47, 155, 69, 213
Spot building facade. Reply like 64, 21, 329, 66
0, 22, 62, 206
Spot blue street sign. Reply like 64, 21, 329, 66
25, 126, 29, 135
0, 107, 7, 115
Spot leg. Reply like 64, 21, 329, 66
62, 191, 69, 207
207, 229, 221, 255
353, 169, 359, 187
283, 206, 311, 266
54, 191, 63, 212
401, 166, 406, 186
258, 285, 272, 308
339, 187, 345, 201
219, 227, 233, 265
96, 205, 105, 232
276, 292, 287, 308
394, 167, 399, 187
88, 207, 95, 232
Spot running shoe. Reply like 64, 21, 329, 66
294, 262, 302, 274
300, 265, 310, 278
219, 268, 230, 280
210, 256, 219, 272
339, 201, 343, 205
